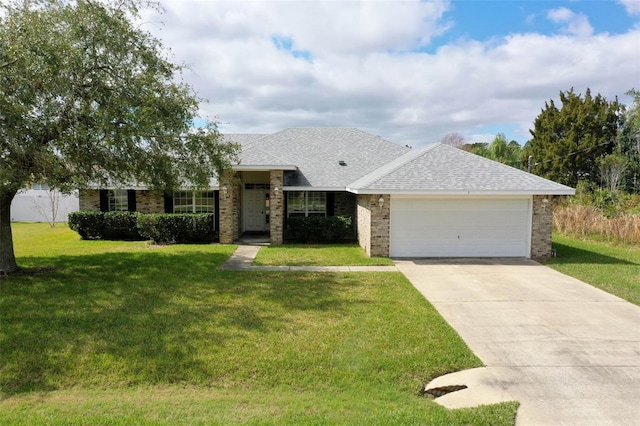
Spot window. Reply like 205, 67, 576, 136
287, 191, 326, 217
108, 190, 129, 212
32, 183, 49, 190
173, 191, 215, 213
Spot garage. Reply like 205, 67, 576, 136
390, 196, 531, 258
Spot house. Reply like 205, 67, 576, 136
78, 127, 574, 258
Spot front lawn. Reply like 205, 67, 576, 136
0, 224, 517, 424
548, 233, 640, 306
253, 244, 394, 266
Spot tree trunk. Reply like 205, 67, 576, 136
0, 190, 19, 273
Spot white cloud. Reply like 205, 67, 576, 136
547, 7, 594, 37
619, 0, 640, 15
142, 1, 639, 146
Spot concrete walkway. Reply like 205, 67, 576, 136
395, 258, 640, 426
220, 245, 398, 272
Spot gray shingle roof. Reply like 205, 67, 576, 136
221, 134, 268, 146
232, 128, 410, 188
347, 143, 575, 195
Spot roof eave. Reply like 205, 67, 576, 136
283, 186, 347, 192
347, 188, 576, 196
232, 164, 298, 171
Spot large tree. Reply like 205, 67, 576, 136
617, 89, 640, 192
0, 0, 238, 273
527, 88, 623, 186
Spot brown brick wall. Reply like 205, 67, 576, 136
79, 189, 100, 211
357, 194, 390, 257
334, 192, 356, 217
334, 192, 357, 237
219, 171, 240, 244
270, 170, 284, 245
531, 195, 554, 259
136, 191, 164, 214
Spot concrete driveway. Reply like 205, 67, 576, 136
395, 258, 640, 426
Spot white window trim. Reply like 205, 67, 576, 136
173, 190, 215, 214
287, 191, 327, 217
108, 189, 128, 212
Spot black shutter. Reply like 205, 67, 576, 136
326, 192, 335, 216
214, 190, 220, 231
283, 191, 288, 229
164, 194, 174, 213
127, 190, 137, 212
99, 190, 109, 212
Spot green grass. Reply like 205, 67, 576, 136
253, 244, 394, 266
0, 223, 518, 425
547, 233, 640, 306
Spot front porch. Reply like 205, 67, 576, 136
219, 170, 284, 245
218, 169, 359, 246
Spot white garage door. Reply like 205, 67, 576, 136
390, 197, 531, 258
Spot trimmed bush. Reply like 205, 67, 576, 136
137, 213, 215, 244
287, 216, 352, 243
68, 211, 105, 240
103, 212, 143, 240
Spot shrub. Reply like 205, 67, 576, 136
103, 211, 143, 240
68, 211, 105, 240
137, 213, 215, 244
287, 216, 352, 243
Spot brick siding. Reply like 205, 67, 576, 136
135, 191, 164, 213
357, 194, 390, 257
79, 189, 100, 211
219, 172, 240, 244
270, 170, 284, 245
531, 195, 554, 259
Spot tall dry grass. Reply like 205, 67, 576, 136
554, 204, 640, 244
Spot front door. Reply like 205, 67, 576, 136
244, 189, 270, 232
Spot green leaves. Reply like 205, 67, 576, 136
0, 0, 239, 193
527, 88, 623, 187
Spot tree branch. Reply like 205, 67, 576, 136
0, 59, 18, 69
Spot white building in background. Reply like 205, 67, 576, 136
10, 184, 79, 223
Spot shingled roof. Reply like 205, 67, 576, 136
229, 128, 410, 189
347, 143, 574, 195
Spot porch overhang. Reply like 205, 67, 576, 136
232, 164, 298, 171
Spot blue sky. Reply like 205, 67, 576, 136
439, 1, 635, 43
147, 0, 640, 146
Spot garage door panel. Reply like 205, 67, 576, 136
390, 198, 530, 258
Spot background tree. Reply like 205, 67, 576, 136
465, 134, 524, 168
441, 132, 466, 149
617, 89, 640, 192
598, 154, 628, 192
526, 88, 623, 186
467, 142, 489, 157
0, 0, 239, 273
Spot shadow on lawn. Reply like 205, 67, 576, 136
548, 242, 638, 266
0, 250, 362, 396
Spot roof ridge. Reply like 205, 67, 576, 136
439, 144, 574, 188
347, 143, 440, 190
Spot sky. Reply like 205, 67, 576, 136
143, 0, 640, 147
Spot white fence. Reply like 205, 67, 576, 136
10, 189, 79, 223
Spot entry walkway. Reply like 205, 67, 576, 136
220, 245, 398, 272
